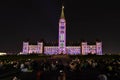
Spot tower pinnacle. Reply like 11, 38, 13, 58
60, 5, 65, 18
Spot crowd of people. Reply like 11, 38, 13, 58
0, 55, 120, 80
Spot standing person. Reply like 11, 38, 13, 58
36, 70, 42, 80
58, 70, 66, 80
12, 76, 20, 80
97, 74, 107, 80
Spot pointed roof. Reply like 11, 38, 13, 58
60, 5, 65, 18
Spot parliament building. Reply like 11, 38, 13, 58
22, 6, 102, 55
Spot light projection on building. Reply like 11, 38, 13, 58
22, 5, 102, 55
58, 6, 66, 54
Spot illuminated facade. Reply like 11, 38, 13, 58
22, 42, 43, 54
59, 6, 66, 54
22, 6, 102, 55
81, 42, 102, 55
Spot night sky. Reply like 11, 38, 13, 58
0, 0, 120, 54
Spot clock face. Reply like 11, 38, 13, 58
61, 22, 64, 25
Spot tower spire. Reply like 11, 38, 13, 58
60, 5, 65, 18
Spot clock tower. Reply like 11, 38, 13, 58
58, 5, 66, 54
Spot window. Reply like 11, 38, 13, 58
60, 31, 64, 33
61, 26, 64, 29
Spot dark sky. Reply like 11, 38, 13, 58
0, 0, 120, 54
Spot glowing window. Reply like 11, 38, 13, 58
61, 26, 64, 29
60, 31, 64, 33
